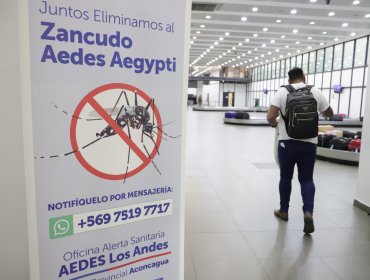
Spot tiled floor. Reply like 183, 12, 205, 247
184, 109, 370, 280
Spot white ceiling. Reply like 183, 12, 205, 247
189, 0, 370, 70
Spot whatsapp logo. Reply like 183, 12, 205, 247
49, 215, 74, 239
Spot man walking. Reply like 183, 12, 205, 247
267, 67, 333, 234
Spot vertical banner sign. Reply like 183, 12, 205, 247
28, 0, 186, 279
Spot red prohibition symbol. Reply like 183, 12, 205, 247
70, 83, 163, 180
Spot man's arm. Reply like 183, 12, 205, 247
322, 105, 334, 119
267, 105, 280, 127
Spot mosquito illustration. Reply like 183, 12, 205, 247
36, 90, 180, 182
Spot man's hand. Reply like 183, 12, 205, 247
267, 105, 280, 127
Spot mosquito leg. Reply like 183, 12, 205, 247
34, 136, 106, 159
143, 132, 160, 155
52, 102, 104, 121
143, 144, 161, 175
152, 99, 155, 126
111, 91, 123, 116
115, 104, 125, 121
123, 121, 132, 183
124, 91, 130, 106
145, 99, 153, 111
156, 127, 181, 139
152, 130, 169, 141
153, 120, 175, 128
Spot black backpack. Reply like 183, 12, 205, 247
281, 85, 318, 139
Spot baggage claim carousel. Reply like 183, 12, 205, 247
222, 110, 362, 166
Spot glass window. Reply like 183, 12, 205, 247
324, 47, 333, 72
286, 58, 291, 73
272, 62, 276, 79
259, 65, 262, 80
355, 37, 367, 67
333, 44, 343, 70
258, 66, 261, 81
316, 49, 324, 73
254, 67, 257, 80
296, 55, 302, 68
309, 52, 316, 74
302, 53, 308, 73
260, 66, 262, 81
343, 41, 354, 68
289, 56, 296, 70
276, 61, 280, 78
280, 59, 285, 78
268, 63, 272, 79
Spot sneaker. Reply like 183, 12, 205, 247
303, 212, 315, 234
274, 209, 288, 221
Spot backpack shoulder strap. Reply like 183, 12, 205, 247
303, 85, 313, 92
281, 85, 295, 93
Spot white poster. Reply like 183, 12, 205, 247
28, 0, 187, 279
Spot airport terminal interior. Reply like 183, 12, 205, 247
185, 0, 370, 279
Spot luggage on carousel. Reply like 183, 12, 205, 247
235, 111, 250, 119
318, 125, 335, 133
326, 130, 343, 138
329, 137, 350, 150
318, 133, 335, 148
225, 111, 237, 118
329, 114, 344, 121
343, 131, 356, 139
348, 139, 361, 152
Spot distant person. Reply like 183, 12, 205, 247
197, 94, 203, 106
266, 67, 333, 234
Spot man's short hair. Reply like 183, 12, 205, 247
288, 67, 305, 81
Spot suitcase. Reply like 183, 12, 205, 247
343, 131, 356, 139
329, 114, 344, 121
329, 137, 350, 150
318, 133, 335, 148
319, 125, 335, 133
235, 111, 250, 119
225, 111, 237, 118
326, 130, 343, 137
348, 139, 361, 152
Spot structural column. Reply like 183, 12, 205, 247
355, 44, 370, 212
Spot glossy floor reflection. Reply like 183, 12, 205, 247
184, 109, 370, 280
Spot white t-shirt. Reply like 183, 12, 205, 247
271, 82, 330, 144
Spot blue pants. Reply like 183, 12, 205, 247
278, 140, 317, 213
